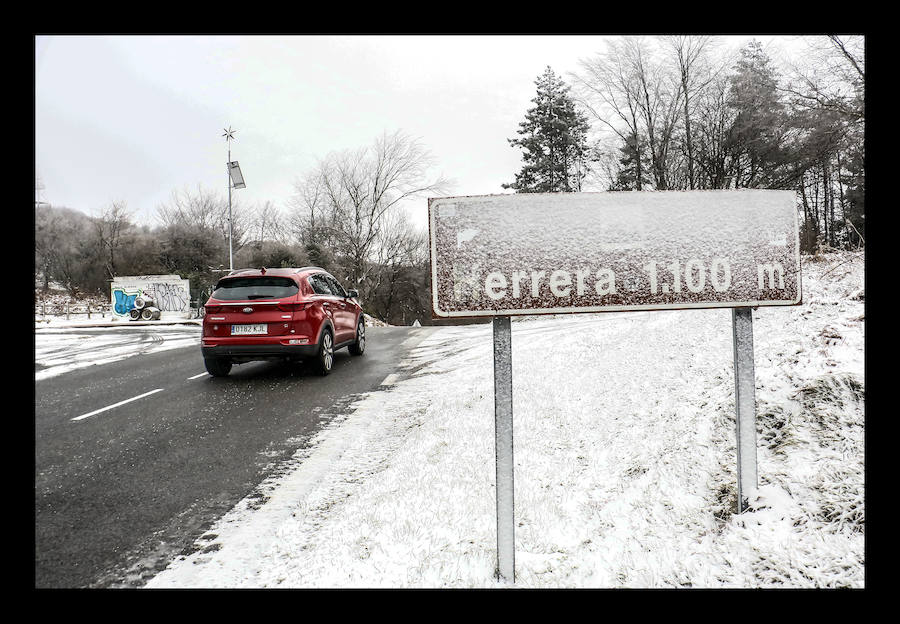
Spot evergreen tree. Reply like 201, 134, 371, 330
725, 41, 788, 188
608, 131, 648, 191
504, 67, 592, 193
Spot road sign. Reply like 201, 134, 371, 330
228, 161, 246, 189
429, 190, 801, 318
428, 190, 803, 582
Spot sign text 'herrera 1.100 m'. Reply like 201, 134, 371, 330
428, 190, 802, 318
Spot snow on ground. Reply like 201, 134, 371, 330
34, 313, 201, 381
138, 251, 864, 588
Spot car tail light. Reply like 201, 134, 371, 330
204, 304, 223, 314
277, 302, 310, 312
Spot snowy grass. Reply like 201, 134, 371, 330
140, 252, 864, 587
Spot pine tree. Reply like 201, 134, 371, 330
608, 131, 647, 191
503, 67, 592, 193
725, 41, 788, 188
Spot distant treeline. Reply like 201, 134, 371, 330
507, 36, 864, 252
35, 130, 442, 325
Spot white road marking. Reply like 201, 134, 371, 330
71, 388, 164, 422
187, 372, 209, 380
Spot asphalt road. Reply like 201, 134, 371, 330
34, 324, 434, 588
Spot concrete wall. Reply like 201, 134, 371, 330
110, 275, 191, 317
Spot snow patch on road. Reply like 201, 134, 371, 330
35, 325, 200, 381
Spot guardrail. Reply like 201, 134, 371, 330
35, 301, 206, 321
34, 301, 113, 320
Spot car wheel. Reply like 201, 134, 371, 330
204, 356, 232, 377
312, 328, 334, 375
348, 318, 365, 356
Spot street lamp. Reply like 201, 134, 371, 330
222, 126, 246, 271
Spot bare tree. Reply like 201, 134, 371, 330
35, 204, 69, 291
35, 205, 101, 295
782, 35, 864, 125
572, 38, 647, 189
366, 208, 428, 321
93, 200, 133, 280
288, 169, 327, 247
629, 38, 684, 190
664, 35, 722, 189
247, 200, 287, 247
157, 185, 248, 259
691, 71, 739, 189
290, 130, 449, 295
573, 37, 686, 190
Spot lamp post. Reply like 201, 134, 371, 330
222, 126, 246, 272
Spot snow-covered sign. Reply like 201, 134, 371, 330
429, 190, 801, 318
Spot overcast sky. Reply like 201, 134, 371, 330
35, 34, 805, 231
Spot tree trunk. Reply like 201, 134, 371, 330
634, 131, 643, 191
683, 82, 694, 189
822, 163, 830, 248
812, 168, 821, 250
799, 175, 816, 253
835, 150, 850, 248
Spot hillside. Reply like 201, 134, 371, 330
145, 250, 864, 588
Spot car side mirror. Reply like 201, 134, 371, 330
347, 289, 359, 299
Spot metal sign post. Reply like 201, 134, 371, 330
222, 127, 246, 272
492, 316, 515, 582
223, 127, 236, 271
732, 307, 758, 513
426, 191, 802, 584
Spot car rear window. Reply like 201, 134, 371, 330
211, 276, 299, 301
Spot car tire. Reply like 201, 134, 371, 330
348, 318, 365, 356
204, 356, 232, 377
311, 328, 334, 376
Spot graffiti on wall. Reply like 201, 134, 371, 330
110, 276, 191, 316
112, 288, 141, 315
143, 282, 190, 311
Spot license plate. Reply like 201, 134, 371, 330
231, 323, 267, 335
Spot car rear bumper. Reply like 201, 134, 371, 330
201, 342, 319, 360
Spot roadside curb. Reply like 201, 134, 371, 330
35, 318, 203, 330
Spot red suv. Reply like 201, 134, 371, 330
201, 267, 365, 377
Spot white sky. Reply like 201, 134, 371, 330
34, 34, 808, 231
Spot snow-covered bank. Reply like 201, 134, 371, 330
141, 251, 863, 588
34, 315, 202, 381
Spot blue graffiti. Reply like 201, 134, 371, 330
113, 289, 139, 315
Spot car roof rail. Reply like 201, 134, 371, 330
223, 266, 328, 276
